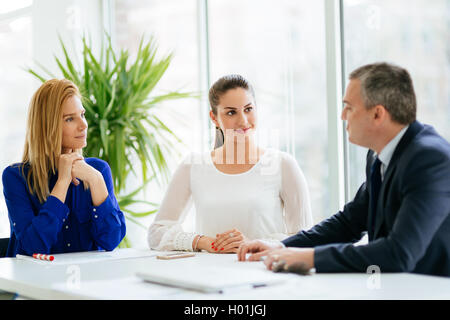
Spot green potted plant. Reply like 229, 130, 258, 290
27, 34, 195, 247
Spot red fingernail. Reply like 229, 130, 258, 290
215, 248, 218, 251
221, 248, 224, 251
212, 242, 214, 245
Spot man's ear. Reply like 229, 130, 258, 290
373, 105, 387, 124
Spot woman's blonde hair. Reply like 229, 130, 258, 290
22, 79, 82, 203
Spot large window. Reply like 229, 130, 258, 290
114, 0, 202, 245
114, 0, 202, 157
343, 0, 450, 197
208, 0, 328, 223
0, 2, 34, 238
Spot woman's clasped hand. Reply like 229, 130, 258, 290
211, 229, 248, 253
57, 151, 84, 186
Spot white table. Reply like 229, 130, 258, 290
0, 249, 448, 300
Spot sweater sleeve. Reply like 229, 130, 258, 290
2, 166, 69, 255
147, 157, 196, 251
278, 152, 314, 238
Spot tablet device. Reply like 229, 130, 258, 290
136, 264, 286, 293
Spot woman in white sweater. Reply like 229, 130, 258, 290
147, 75, 313, 253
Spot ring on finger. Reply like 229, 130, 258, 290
229, 232, 234, 238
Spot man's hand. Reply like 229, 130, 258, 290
237, 239, 284, 261
263, 248, 314, 274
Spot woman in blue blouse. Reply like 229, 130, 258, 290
2, 79, 126, 257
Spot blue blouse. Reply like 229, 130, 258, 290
2, 158, 126, 257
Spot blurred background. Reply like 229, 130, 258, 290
0, 0, 448, 248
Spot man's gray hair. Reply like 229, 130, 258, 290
349, 62, 417, 125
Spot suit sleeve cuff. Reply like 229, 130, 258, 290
313, 245, 328, 272
313, 243, 350, 273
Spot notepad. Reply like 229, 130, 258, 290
16, 248, 158, 265
136, 264, 287, 293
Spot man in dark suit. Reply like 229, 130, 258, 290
237, 62, 450, 277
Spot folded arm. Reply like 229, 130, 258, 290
87, 162, 126, 251
3, 166, 69, 255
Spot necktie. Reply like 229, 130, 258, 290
370, 157, 382, 233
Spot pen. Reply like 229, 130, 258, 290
16, 253, 54, 262
33, 253, 54, 261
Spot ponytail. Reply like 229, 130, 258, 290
214, 127, 224, 149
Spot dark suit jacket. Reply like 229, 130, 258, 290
282, 121, 450, 276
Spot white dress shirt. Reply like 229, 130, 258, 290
376, 125, 409, 181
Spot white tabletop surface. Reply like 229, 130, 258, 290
0, 248, 449, 300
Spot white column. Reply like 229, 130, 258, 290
324, 0, 348, 213
197, 0, 211, 152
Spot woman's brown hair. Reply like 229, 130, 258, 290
208, 74, 255, 148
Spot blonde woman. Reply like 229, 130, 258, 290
147, 74, 313, 253
2, 79, 126, 257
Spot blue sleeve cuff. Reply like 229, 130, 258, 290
91, 195, 116, 221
